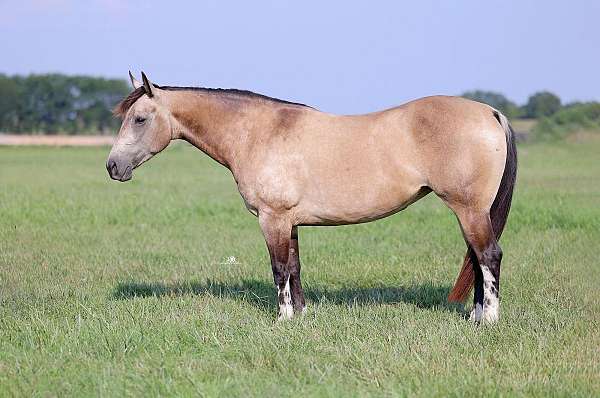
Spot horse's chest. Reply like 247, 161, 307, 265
235, 167, 301, 216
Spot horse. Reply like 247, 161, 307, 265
107, 72, 516, 323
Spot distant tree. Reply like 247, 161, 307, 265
0, 74, 129, 134
0, 74, 20, 130
461, 90, 521, 118
523, 91, 561, 118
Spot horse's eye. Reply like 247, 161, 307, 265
134, 116, 146, 124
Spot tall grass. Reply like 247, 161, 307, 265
1, 141, 599, 396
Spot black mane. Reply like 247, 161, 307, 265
158, 85, 310, 108
114, 84, 310, 117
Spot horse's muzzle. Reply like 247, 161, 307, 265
106, 157, 132, 182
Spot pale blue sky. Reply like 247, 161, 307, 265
1, 0, 599, 113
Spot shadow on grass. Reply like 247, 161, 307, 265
112, 278, 462, 313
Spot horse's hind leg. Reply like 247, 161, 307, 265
454, 209, 502, 323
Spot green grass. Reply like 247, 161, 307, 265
1, 140, 599, 397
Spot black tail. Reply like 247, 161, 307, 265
448, 110, 518, 302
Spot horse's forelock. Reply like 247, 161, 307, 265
113, 87, 147, 118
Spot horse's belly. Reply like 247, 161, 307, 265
296, 179, 425, 226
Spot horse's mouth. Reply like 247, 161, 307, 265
117, 174, 132, 182
107, 160, 133, 182
117, 165, 133, 182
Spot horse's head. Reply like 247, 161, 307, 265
106, 72, 173, 182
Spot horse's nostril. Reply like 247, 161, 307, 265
107, 159, 118, 177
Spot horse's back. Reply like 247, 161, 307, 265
245, 96, 507, 225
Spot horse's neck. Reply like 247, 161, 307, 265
169, 91, 265, 171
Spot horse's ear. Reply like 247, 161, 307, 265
129, 70, 142, 89
141, 71, 154, 98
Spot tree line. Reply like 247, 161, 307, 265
0, 73, 129, 134
462, 90, 563, 119
462, 90, 600, 140
0, 73, 598, 139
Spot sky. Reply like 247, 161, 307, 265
1, 0, 599, 114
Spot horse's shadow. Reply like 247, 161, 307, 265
112, 278, 463, 314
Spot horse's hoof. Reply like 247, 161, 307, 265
277, 304, 294, 321
481, 308, 499, 323
469, 303, 499, 324
469, 303, 483, 322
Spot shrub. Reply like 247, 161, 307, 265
532, 102, 600, 140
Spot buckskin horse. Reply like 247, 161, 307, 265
107, 72, 516, 323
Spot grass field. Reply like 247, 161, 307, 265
1, 139, 599, 396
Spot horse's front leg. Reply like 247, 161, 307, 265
289, 226, 306, 313
259, 213, 304, 320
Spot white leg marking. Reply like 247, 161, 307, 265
277, 276, 293, 321
470, 303, 483, 322
481, 266, 499, 323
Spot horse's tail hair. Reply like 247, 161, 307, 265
447, 109, 518, 302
